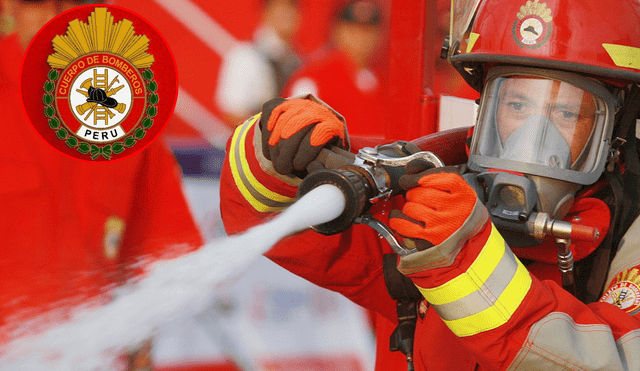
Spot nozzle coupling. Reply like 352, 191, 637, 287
296, 144, 445, 236
297, 167, 373, 235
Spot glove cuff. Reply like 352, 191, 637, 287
254, 122, 304, 187
398, 199, 489, 275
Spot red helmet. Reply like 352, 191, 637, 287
448, 0, 640, 225
448, 0, 640, 91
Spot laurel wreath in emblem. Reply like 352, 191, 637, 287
44, 68, 158, 160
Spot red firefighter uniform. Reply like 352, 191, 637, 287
282, 48, 387, 139
0, 34, 203, 343
220, 112, 640, 370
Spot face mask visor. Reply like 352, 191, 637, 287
468, 67, 619, 185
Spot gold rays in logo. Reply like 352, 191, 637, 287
47, 7, 155, 69
614, 268, 640, 285
517, 0, 553, 22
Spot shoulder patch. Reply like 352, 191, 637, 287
600, 268, 640, 315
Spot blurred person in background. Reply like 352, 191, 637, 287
215, 0, 301, 129
283, 0, 386, 140
0, 1, 203, 369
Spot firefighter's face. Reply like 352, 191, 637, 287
496, 77, 597, 163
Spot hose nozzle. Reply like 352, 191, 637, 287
296, 143, 445, 238
296, 168, 372, 235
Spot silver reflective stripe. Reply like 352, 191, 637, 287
398, 200, 489, 274
617, 329, 640, 370
507, 312, 630, 370
431, 244, 518, 321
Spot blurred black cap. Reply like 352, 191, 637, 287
338, 1, 381, 25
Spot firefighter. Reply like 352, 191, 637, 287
220, 0, 640, 369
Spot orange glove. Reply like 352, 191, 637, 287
260, 97, 347, 177
389, 166, 478, 251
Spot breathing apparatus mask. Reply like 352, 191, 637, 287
464, 66, 620, 246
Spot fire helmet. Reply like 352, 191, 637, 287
448, 0, 640, 91
445, 0, 640, 224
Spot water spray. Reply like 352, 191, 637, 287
0, 185, 347, 371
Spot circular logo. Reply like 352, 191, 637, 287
519, 17, 544, 45
600, 282, 640, 312
513, 15, 552, 49
22, 5, 177, 161
512, 0, 554, 49
600, 268, 640, 314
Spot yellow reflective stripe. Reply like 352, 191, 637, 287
229, 114, 295, 212
416, 223, 533, 337
443, 259, 532, 337
603, 43, 640, 71
466, 32, 480, 53
419, 224, 505, 305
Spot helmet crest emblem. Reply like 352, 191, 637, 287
513, 0, 553, 49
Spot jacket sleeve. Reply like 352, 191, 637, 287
398, 200, 640, 371
219, 114, 398, 321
